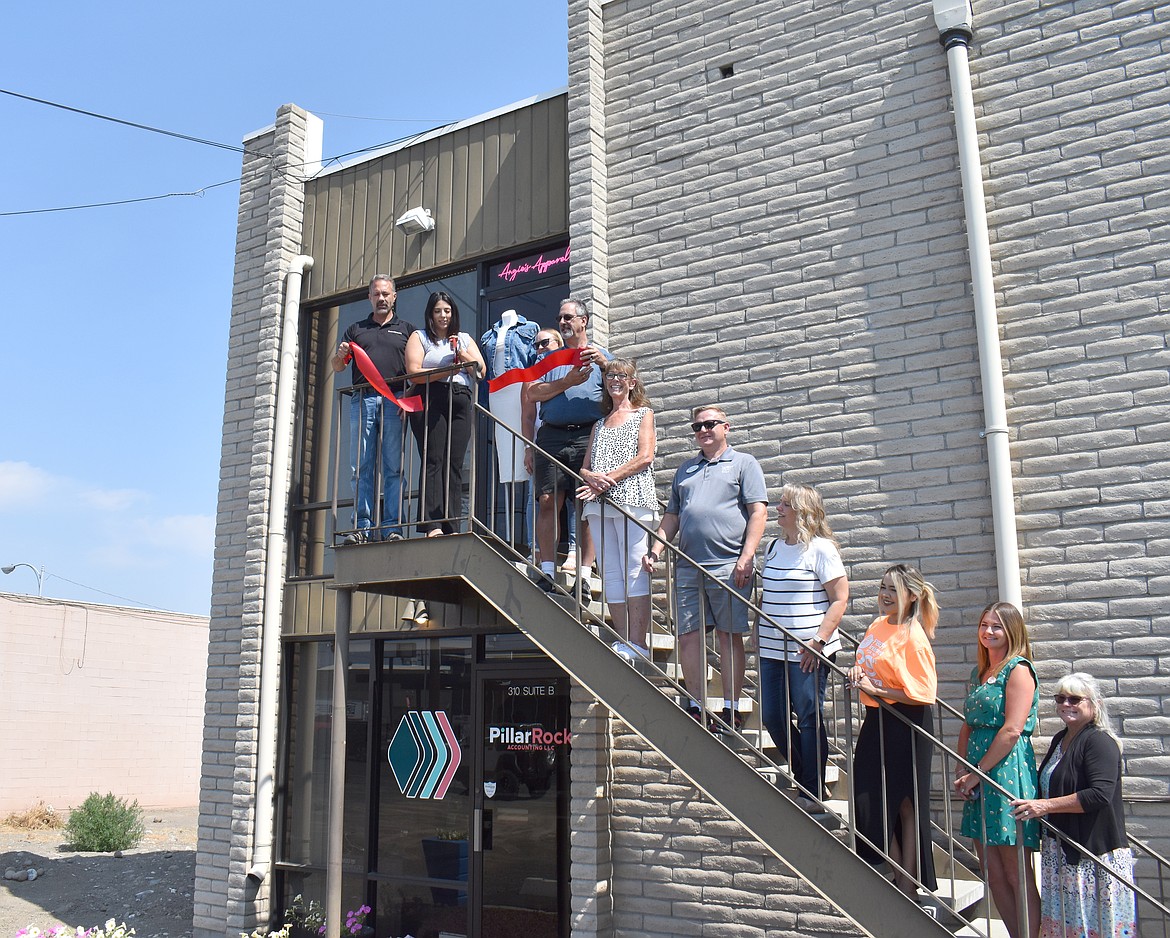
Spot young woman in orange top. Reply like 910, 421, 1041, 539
848, 563, 939, 898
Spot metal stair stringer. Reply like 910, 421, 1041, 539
332, 532, 951, 938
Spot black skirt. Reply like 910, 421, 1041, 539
852, 702, 937, 890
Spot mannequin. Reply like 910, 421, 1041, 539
483, 310, 538, 541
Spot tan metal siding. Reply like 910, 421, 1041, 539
302, 94, 568, 300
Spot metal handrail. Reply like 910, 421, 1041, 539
327, 378, 1170, 937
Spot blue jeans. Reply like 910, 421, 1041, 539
760, 656, 831, 796
349, 392, 404, 538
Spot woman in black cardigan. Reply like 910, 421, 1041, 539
1010, 672, 1136, 938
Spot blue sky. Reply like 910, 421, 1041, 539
1, 1, 568, 614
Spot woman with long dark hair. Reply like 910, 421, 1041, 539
404, 291, 486, 535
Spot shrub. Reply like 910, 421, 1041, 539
5, 801, 63, 830
64, 793, 145, 852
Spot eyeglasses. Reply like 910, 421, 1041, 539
604, 372, 631, 382
691, 419, 728, 433
1053, 694, 1086, 706
534, 338, 555, 350
557, 313, 579, 322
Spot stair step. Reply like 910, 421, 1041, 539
952, 918, 1010, 938
932, 876, 985, 916
704, 696, 753, 712
649, 631, 675, 652
662, 661, 713, 681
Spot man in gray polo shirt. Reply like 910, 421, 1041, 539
643, 405, 768, 730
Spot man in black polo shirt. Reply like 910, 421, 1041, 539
331, 275, 416, 542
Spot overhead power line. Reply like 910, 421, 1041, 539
47, 572, 167, 611
0, 177, 241, 217
1, 87, 246, 153
0, 89, 461, 216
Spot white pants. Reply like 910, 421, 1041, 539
584, 502, 656, 603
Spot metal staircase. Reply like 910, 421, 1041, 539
324, 384, 1170, 938
333, 531, 952, 938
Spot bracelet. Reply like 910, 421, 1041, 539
648, 552, 660, 563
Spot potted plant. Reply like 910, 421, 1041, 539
283, 896, 372, 938
282, 895, 324, 938
420, 828, 469, 906
342, 905, 373, 938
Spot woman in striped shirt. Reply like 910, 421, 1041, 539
757, 482, 849, 805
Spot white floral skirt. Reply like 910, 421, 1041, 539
1038, 835, 1137, 938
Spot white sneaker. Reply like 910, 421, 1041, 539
611, 642, 636, 664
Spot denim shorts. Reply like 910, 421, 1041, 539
534, 424, 592, 496
675, 560, 752, 636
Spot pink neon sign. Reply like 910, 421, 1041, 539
494, 245, 571, 284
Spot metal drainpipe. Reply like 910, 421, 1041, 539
249, 253, 315, 886
934, 0, 1023, 608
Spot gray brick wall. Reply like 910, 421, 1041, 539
609, 722, 863, 938
570, 685, 616, 938
571, 0, 1169, 876
195, 104, 320, 938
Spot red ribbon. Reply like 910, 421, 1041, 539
487, 347, 585, 393
344, 343, 426, 413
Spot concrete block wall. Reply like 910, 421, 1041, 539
975, 0, 1170, 808
609, 721, 863, 938
569, 0, 1169, 872
195, 104, 321, 938
567, 0, 614, 347
569, 685, 615, 938
0, 595, 207, 814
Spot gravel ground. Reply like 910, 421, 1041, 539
0, 807, 197, 938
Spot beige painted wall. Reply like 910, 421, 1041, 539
1, 593, 208, 814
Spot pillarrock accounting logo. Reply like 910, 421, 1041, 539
487, 724, 572, 750
387, 711, 462, 799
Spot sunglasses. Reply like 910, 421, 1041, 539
1053, 694, 1086, 706
534, 338, 555, 350
691, 419, 728, 433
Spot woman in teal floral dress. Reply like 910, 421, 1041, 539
955, 601, 1041, 938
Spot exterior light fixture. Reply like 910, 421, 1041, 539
2, 562, 45, 597
395, 207, 436, 234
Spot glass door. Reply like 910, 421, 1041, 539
375, 637, 474, 938
475, 672, 570, 938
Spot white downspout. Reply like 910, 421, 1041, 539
250, 253, 315, 883
933, 0, 1022, 609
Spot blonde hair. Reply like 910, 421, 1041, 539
884, 563, 939, 638
691, 404, 728, 422
600, 358, 651, 415
975, 601, 1032, 678
780, 482, 837, 549
1055, 672, 1117, 741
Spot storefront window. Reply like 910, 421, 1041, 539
278, 639, 372, 925
375, 637, 474, 938
281, 641, 334, 867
